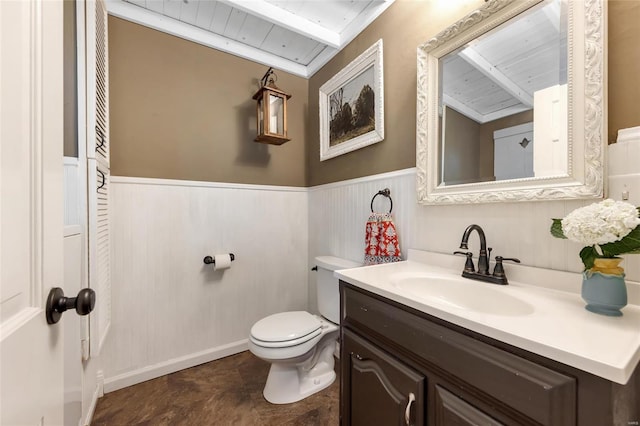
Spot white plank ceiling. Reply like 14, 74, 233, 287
106, 0, 395, 77
442, 0, 567, 123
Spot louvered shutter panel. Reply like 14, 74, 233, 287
94, 0, 109, 164
87, 0, 111, 356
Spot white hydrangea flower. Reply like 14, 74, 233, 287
561, 199, 640, 246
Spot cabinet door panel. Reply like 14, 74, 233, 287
343, 330, 425, 426
435, 385, 504, 426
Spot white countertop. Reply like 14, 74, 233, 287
335, 249, 640, 385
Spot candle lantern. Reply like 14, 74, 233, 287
253, 67, 291, 145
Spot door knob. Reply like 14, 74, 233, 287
46, 287, 96, 325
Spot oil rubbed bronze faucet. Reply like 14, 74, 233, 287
454, 224, 520, 285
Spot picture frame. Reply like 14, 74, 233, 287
319, 39, 384, 161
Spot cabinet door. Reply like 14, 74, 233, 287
342, 330, 425, 426
434, 385, 504, 426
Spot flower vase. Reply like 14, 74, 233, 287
581, 258, 627, 316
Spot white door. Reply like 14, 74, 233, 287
1, 1, 66, 424
493, 122, 534, 181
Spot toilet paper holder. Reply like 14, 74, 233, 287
203, 253, 235, 265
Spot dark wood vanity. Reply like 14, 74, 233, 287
340, 281, 640, 426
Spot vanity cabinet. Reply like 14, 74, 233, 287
340, 281, 640, 426
343, 330, 425, 425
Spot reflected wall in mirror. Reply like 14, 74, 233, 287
417, 0, 606, 204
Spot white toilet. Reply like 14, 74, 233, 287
248, 256, 360, 404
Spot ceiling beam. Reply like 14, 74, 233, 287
541, 0, 561, 33
338, 0, 395, 49
443, 95, 531, 124
306, 47, 339, 78
106, 0, 308, 77
220, 0, 341, 49
306, 0, 395, 77
442, 95, 484, 124
482, 105, 532, 123
459, 46, 534, 108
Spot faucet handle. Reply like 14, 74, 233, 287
497, 256, 521, 263
493, 256, 521, 277
454, 251, 475, 272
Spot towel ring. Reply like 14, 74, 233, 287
370, 188, 393, 213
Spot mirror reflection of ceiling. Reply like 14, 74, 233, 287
441, 0, 567, 124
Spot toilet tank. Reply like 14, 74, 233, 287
315, 256, 361, 323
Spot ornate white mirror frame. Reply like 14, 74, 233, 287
416, 0, 606, 204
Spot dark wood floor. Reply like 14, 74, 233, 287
92, 351, 339, 425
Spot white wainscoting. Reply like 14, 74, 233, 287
106, 147, 640, 391
308, 167, 640, 312
103, 177, 308, 391
308, 169, 416, 313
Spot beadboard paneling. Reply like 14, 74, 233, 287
308, 167, 640, 311
107, 149, 640, 388
104, 178, 308, 384
308, 169, 416, 312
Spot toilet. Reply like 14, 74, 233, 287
248, 255, 360, 404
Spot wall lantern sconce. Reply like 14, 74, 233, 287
253, 67, 291, 145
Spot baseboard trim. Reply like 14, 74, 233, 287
110, 175, 307, 193
103, 339, 249, 393
82, 381, 101, 426
308, 168, 416, 191
111, 168, 417, 193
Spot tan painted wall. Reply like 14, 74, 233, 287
108, 17, 308, 186
308, 0, 640, 186
63, 0, 77, 157
307, 0, 486, 186
110, 1, 638, 187
608, 0, 640, 144
442, 106, 480, 185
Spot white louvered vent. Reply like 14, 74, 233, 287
94, 0, 109, 163
87, 0, 111, 356
96, 163, 111, 347
88, 160, 111, 354
87, 0, 109, 164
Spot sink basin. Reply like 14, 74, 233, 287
389, 272, 535, 316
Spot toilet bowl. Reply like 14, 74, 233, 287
248, 256, 360, 404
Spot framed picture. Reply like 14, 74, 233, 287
319, 39, 384, 161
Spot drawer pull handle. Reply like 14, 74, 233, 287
405, 392, 415, 425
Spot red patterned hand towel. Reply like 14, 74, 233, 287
364, 213, 402, 265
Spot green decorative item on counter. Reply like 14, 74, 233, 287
581, 258, 628, 316
551, 199, 640, 316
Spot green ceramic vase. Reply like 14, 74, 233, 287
581, 259, 627, 317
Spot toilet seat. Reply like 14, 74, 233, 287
250, 328, 322, 348
249, 313, 339, 362
249, 331, 326, 362
250, 311, 321, 348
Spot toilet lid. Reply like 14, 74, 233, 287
251, 311, 321, 343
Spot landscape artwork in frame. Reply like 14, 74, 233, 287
319, 39, 384, 161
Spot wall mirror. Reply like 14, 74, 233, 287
416, 0, 606, 204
